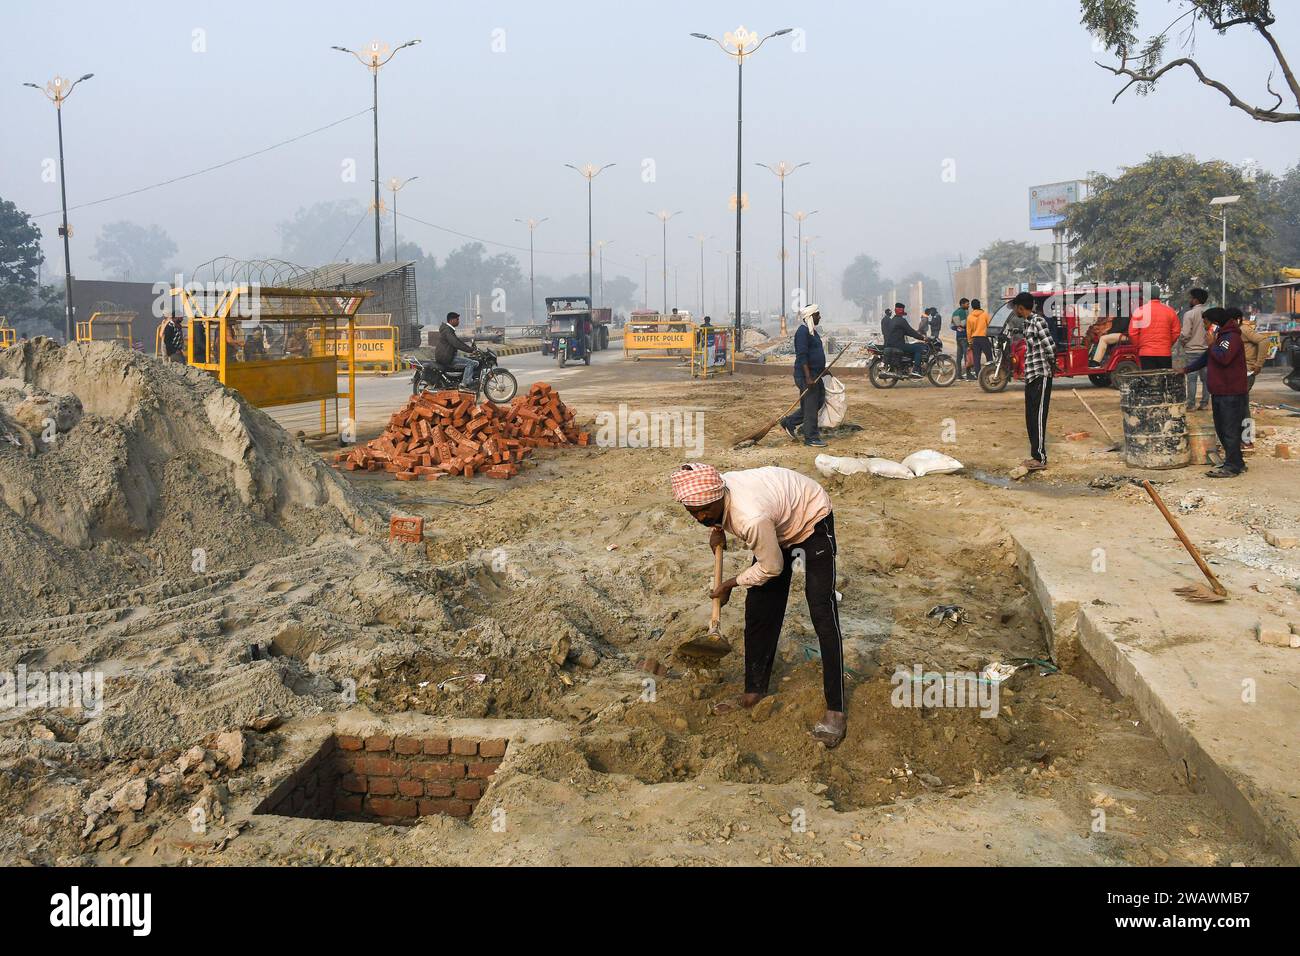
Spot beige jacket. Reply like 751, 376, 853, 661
720, 467, 831, 587
1240, 322, 1267, 374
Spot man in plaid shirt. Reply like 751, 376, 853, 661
1015, 292, 1055, 470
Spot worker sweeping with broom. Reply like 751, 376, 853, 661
670, 463, 847, 748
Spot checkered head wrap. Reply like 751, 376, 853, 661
670, 463, 725, 507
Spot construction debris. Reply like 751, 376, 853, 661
336, 383, 590, 480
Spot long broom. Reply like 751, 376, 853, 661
733, 345, 851, 449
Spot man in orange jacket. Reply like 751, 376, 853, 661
1128, 289, 1181, 370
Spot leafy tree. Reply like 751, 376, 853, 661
0, 198, 45, 319
1264, 162, 1300, 266
841, 254, 891, 318
428, 243, 528, 324
975, 240, 1040, 305
1065, 153, 1275, 302
277, 200, 372, 266
898, 271, 946, 314
92, 221, 178, 281
1081, 0, 1298, 123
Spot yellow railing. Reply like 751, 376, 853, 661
691, 327, 735, 378
76, 312, 136, 348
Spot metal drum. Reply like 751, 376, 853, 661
1117, 369, 1191, 469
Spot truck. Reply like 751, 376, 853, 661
540, 296, 612, 366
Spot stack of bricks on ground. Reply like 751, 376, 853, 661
335, 382, 590, 480
258, 733, 509, 825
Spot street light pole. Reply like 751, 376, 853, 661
389, 176, 419, 261
648, 210, 683, 312
786, 209, 819, 316
565, 163, 616, 330
758, 161, 809, 335
689, 234, 711, 319
332, 39, 420, 264
514, 217, 549, 324
692, 26, 792, 341
25, 74, 93, 342
597, 240, 614, 307
635, 253, 656, 309
1210, 195, 1241, 305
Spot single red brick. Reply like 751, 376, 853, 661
363, 757, 401, 776
455, 780, 484, 800
337, 735, 364, 751
423, 782, 454, 798
368, 776, 397, 796
422, 737, 450, 755
393, 737, 422, 755
340, 774, 367, 794
450, 738, 479, 756
366, 797, 417, 819
364, 735, 392, 752
467, 762, 501, 779
478, 738, 508, 758
398, 779, 424, 798
335, 795, 363, 814
411, 761, 464, 780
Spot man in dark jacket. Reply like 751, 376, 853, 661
162, 314, 185, 363
434, 311, 479, 387
882, 303, 927, 375
780, 304, 828, 447
1185, 307, 1249, 478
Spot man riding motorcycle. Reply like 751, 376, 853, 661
435, 311, 480, 388
881, 303, 928, 376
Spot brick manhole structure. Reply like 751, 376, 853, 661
255, 733, 508, 825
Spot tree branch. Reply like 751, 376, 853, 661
1097, 54, 1300, 123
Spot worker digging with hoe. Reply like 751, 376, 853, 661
670, 463, 847, 748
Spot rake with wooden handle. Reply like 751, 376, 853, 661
1141, 480, 1229, 602
732, 346, 851, 448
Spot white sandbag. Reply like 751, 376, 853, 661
814, 453, 914, 480
817, 374, 847, 429
902, 449, 964, 477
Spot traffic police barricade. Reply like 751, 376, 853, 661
76, 310, 136, 349
622, 314, 696, 361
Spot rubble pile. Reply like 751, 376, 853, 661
337, 382, 589, 480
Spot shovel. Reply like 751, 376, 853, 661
674, 543, 733, 663
1141, 480, 1229, 603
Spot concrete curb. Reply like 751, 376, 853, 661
1011, 527, 1300, 863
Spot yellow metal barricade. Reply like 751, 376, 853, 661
170, 285, 366, 438
691, 327, 735, 378
623, 315, 696, 361
308, 312, 398, 374
76, 311, 136, 348
0, 320, 14, 350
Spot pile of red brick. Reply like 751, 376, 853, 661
334, 382, 589, 481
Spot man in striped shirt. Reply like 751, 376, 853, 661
1015, 292, 1055, 471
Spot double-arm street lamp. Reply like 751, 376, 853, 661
757, 161, 809, 335
24, 73, 94, 342
647, 210, 683, 313
388, 176, 418, 261
514, 217, 549, 323
689, 234, 712, 320
691, 26, 792, 339
331, 39, 420, 264
565, 163, 616, 323
635, 253, 657, 309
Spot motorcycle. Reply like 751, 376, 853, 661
868, 337, 958, 389
409, 348, 519, 404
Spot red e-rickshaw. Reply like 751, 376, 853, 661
978, 283, 1152, 392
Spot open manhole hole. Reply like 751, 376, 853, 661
255, 733, 508, 825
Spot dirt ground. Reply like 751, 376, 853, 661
0, 340, 1293, 866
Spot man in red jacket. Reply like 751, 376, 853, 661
1129, 289, 1181, 370
1184, 307, 1249, 478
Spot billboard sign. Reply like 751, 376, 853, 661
1029, 181, 1083, 230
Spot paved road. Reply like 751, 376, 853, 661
266, 347, 625, 434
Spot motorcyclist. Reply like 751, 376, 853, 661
882, 303, 928, 376
435, 311, 480, 389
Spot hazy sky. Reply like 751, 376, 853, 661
5, 0, 1299, 316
